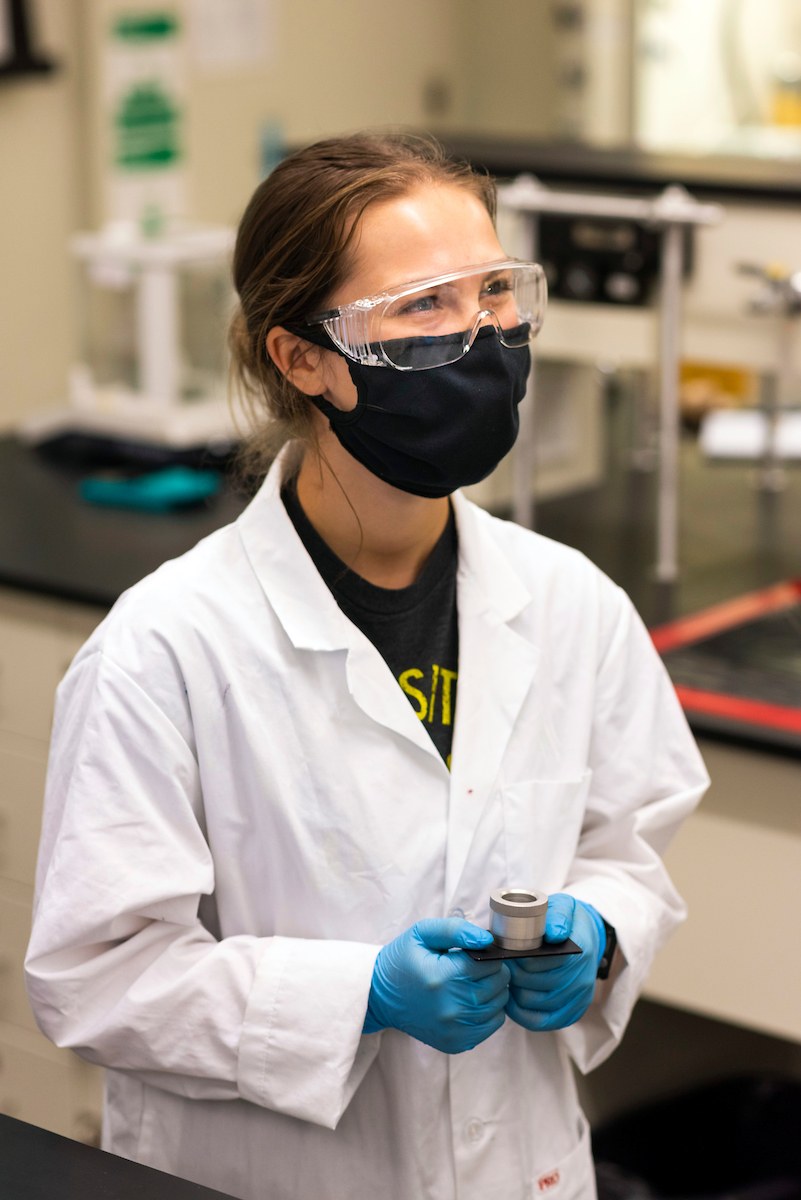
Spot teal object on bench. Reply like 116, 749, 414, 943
79, 466, 221, 512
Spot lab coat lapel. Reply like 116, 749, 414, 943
445, 493, 540, 900
237, 455, 442, 762
342, 638, 442, 760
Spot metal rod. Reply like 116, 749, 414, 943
138, 265, 178, 407
499, 176, 723, 228
655, 219, 685, 583
512, 212, 540, 529
759, 314, 790, 492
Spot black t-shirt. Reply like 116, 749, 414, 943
281, 482, 459, 766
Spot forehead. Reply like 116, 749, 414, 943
335, 183, 505, 305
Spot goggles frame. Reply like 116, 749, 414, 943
300, 258, 547, 371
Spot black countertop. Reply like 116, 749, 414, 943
1, 1113, 236, 1199
0, 435, 249, 610
1, 428, 797, 625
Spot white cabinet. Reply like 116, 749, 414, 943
0, 587, 104, 1143
643, 736, 801, 1044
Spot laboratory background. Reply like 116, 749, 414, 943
1, 0, 801, 1195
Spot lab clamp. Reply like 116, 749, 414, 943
466, 888, 581, 962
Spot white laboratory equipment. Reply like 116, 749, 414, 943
699, 262, 801, 485
21, 222, 238, 456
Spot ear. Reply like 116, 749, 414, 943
266, 327, 328, 396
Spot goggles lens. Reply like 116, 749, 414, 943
307, 260, 546, 370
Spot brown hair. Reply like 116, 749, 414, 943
228, 129, 496, 482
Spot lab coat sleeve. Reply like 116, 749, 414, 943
24, 649, 380, 1130
557, 582, 710, 1073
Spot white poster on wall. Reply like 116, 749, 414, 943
103, 7, 187, 228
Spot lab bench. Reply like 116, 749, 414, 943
0, 430, 799, 1142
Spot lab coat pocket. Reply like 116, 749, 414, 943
529, 1112, 596, 1200
502, 770, 591, 890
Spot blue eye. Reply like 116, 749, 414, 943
397, 293, 438, 316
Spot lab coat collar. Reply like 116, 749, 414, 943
449, 488, 533, 623
236, 451, 442, 762
236, 450, 356, 653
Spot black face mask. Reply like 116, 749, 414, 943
300, 326, 531, 499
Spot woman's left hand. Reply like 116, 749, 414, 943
505, 894, 606, 1032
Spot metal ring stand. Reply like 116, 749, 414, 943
497, 175, 724, 584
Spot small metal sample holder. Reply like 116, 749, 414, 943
490, 887, 548, 949
467, 887, 581, 961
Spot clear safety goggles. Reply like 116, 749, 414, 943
300, 258, 547, 371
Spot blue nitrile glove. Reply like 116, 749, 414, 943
79, 466, 220, 512
363, 919, 511, 1054
505, 894, 607, 1032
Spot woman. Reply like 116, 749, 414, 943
26, 132, 709, 1200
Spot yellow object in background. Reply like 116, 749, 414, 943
679, 360, 758, 425
770, 52, 801, 128
771, 87, 801, 128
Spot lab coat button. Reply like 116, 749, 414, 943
449, 907, 465, 918
465, 1118, 484, 1142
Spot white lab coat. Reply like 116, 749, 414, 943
25, 449, 709, 1200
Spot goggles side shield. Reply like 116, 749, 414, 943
303, 259, 547, 370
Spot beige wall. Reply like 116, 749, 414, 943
451, 0, 557, 138
0, 2, 84, 429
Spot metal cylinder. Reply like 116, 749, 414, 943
489, 888, 548, 951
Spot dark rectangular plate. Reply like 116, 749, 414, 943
466, 937, 582, 961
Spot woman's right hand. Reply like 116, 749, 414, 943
363, 919, 510, 1053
